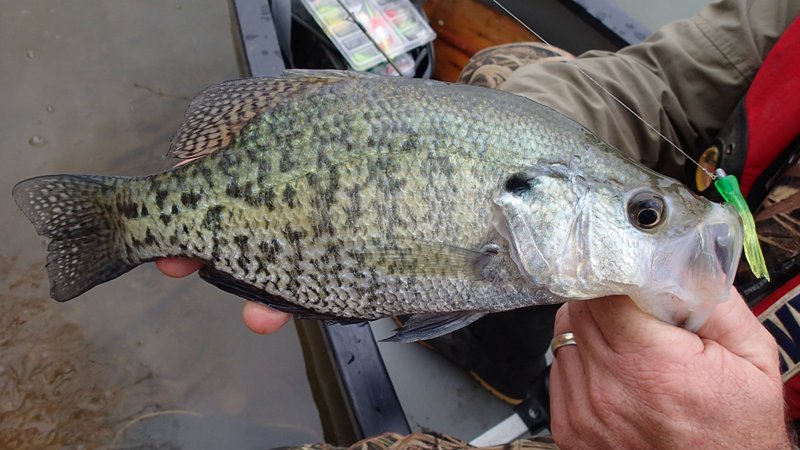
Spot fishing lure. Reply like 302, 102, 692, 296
714, 170, 770, 280
492, 0, 770, 281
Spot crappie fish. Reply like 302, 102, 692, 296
13, 70, 742, 341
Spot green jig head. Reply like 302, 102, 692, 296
713, 169, 770, 281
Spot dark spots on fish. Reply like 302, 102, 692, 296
344, 186, 362, 231
255, 259, 266, 276
282, 225, 306, 261
258, 158, 271, 181
181, 192, 201, 209
316, 147, 330, 169
203, 205, 224, 231
234, 235, 249, 252
199, 165, 215, 185
218, 154, 236, 174
283, 225, 304, 244
264, 188, 275, 210
179, 243, 188, 251
141, 205, 149, 217
155, 190, 169, 209
348, 250, 367, 267
329, 166, 340, 191
145, 228, 157, 246
182, 224, 189, 234
305, 172, 319, 189
402, 134, 420, 153
279, 150, 294, 172
237, 256, 249, 272
326, 242, 342, 264
171, 204, 179, 215
259, 239, 282, 264
170, 167, 186, 184
349, 266, 365, 280
244, 146, 259, 164
131, 237, 142, 248
211, 235, 228, 255
282, 185, 296, 208
311, 218, 334, 240
169, 235, 178, 246
226, 179, 241, 198
148, 179, 162, 194
159, 214, 172, 225
118, 201, 139, 219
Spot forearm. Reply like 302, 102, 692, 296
500, 0, 800, 181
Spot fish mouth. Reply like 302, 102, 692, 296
706, 221, 740, 290
631, 204, 743, 330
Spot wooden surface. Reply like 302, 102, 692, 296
423, 0, 538, 81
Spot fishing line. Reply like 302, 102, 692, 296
490, 0, 714, 180
335, 0, 405, 76
490, 0, 769, 280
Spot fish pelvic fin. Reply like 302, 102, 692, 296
12, 175, 134, 302
382, 311, 487, 343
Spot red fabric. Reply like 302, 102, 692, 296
787, 374, 800, 420
741, 16, 800, 197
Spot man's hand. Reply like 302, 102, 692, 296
549, 290, 789, 449
155, 257, 291, 334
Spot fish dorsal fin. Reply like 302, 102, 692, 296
167, 70, 372, 160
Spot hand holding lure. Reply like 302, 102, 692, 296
491, 0, 770, 280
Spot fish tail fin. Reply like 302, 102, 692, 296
12, 174, 135, 301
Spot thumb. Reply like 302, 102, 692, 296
697, 288, 780, 376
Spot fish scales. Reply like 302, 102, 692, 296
13, 71, 743, 340
119, 78, 572, 317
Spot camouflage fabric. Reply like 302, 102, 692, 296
281, 431, 558, 450
457, 42, 573, 89
755, 159, 800, 272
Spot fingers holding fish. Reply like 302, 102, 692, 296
155, 257, 204, 278
550, 302, 625, 448
579, 295, 700, 359
154, 257, 291, 335
242, 301, 291, 335
550, 304, 587, 431
696, 288, 781, 377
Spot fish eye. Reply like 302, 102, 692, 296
627, 191, 666, 230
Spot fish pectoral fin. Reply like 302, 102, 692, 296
197, 265, 362, 324
167, 72, 356, 160
382, 311, 487, 343
354, 241, 496, 279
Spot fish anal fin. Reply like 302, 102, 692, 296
197, 265, 362, 324
382, 311, 487, 343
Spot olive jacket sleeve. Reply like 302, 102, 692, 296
499, 0, 800, 181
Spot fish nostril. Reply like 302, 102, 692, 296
504, 174, 533, 197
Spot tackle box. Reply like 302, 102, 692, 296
300, 0, 436, 74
